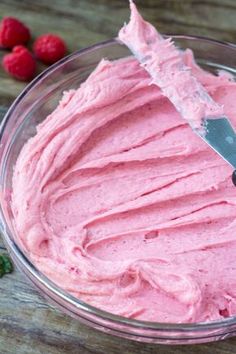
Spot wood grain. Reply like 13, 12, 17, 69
0, 1, 236, 353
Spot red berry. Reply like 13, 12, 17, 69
2, 45, 36, 81
0, 17, 31, 48
33, 34, 66, 64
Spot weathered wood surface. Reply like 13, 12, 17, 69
0, 1, 236, 353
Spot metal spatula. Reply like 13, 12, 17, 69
199, 117, 236, 168
197, 117, 236, 185
119, 0, 236, 184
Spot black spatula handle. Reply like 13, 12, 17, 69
232, 170, 236, 186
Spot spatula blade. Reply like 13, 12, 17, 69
197, 117, 236, 169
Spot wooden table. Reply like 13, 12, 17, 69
0, 1, 236, 353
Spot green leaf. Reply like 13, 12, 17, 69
2, 254, 13, 273
0, 256, 4, 278
0, 254, 13, 277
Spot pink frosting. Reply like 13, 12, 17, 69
119, 0, 224, 130
11, 8, 236, 323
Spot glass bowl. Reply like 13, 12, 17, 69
0, 36, 236, 345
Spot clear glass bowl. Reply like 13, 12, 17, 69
0, 36, 236, 345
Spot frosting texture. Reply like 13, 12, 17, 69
11, 5, 236, 323
119, 0, 224, 129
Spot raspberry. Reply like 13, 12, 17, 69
33, 34, 66, 64
0, 17, 31, 48
2, 45, 36, 81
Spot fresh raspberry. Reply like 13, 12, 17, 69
0, 17, 31, 48
33, 34, 66, 64
2, 45, 36, 81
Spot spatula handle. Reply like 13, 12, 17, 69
232, 170, 236, 186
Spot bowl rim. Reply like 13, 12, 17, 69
1, 34, 236, 334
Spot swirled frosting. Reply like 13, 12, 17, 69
11, 6, 236, 323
